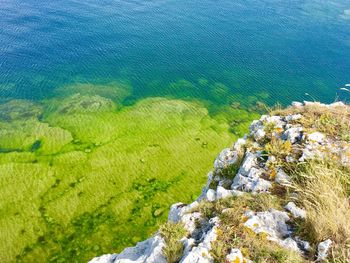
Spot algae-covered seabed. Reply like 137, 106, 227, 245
0, 81, 260, 262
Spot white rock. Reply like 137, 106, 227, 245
181, 212, 202, 235
255, 129, 266, 141
263, 116, 286, 130
205, 189, 216, 202
181, 226, 218, 263
285, 114, 302, 122
233, 138, 247, 153
329, 101, 345, 107
246, 167, 264, 179
226, 248, 243, 263
89, 235, 167, 263
182, 238, 196, 259
202, 225, 218, 248
279, 237, 300, 252
214, 148, 239, 169
317, 239, 332, 261
231, 174, 249, 189
283, 126, 303, 144
299, 144, 325, 162
168, 203, 187, 223
168, 202, 199, 223
295, 237, 311, 252
292, 101, 303, 107
275, 169, 291, 185
250, 120, 266, 141
248, 178, 272, 192
180, 246, 213, 263
308, 132, 325, 143
238, 152, 258, 176
232, 174, 271, 193
267, 155, 277, 163
340, 146, 350, 166
244, 209, 291, 240
285, 202, 306, 219
216, 186, 233, 200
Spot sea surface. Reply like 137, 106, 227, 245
1, 0, 350, 104
0, 1, 350, 262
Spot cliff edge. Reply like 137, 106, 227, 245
89, 101, 350, 263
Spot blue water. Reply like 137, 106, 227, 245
0, 0, 350, 104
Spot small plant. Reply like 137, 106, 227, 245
272, 103, 350, 141
218, 155, 243, 180
208, 195, 303, 263
265, 138, 292, 161
159, 222, 187, 263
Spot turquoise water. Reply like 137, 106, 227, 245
1, 1, 350, 262
1, 0, 350, 104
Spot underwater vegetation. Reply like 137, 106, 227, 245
0, 81, 260, 262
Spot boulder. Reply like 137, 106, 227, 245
285, 202, 306, 219
88, 235, 166, 263
244, 209, 292, 241
238, 152, 258, 176
275, 169, 291, 185
317, 239, 332, 261
283, 126, 303, 144
308, 132, 325, 144
214, 148, 239, 169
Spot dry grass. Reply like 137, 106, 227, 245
292, 161, 350, 262
271, 103, 350, 141
206, 195, 305, 263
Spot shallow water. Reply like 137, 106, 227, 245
1, 0, 350, 103
0, 0, 350, 262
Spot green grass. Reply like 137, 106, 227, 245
0, 87, 258, 263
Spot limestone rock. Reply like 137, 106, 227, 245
285, 114, 302, 122
205, 189, 216, 202
88, 235, 166, 263
275, 169, 291, 185
250, 120, 266, 142
216, 186, 233, 199
317, 239, 332, 261
279, 237, 300, 252
214, 148, 239, 169
226, 248, 243, 263
244, 209, 292, 241
233, 138, 247, 154
283, 126, 303, 144
308, 132, 325, 144
285, 202, 306, 219
238, 152, 258, 176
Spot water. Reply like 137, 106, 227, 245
1, 0, 350, 104
1, 1, 350, 262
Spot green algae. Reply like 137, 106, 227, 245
0, 83, 259, 263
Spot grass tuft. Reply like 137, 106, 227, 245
292, 161, 350, 262
159, 222, 187, 263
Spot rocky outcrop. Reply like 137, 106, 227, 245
89, 101, 349, 263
